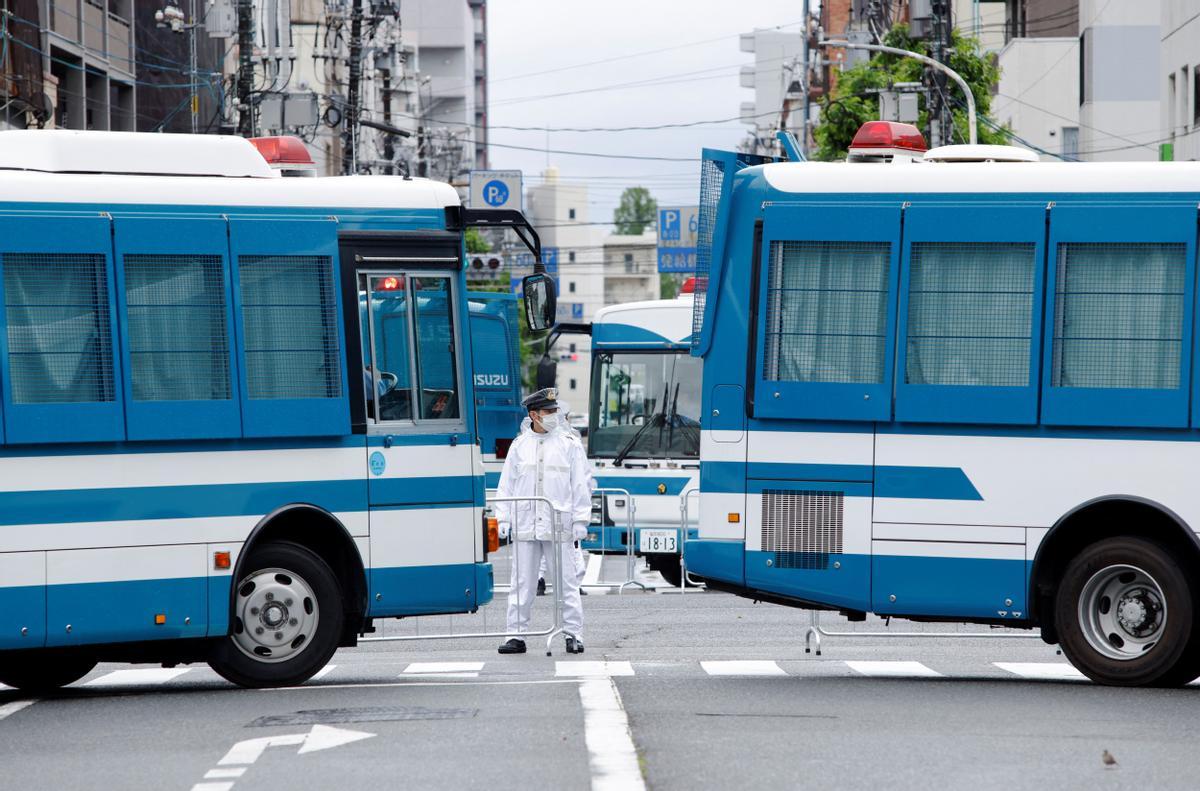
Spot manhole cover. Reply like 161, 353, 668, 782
249, 706, 477, 727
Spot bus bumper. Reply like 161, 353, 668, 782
683, 538, 745, 586
475, 562, 494, 607
583, 525, 699, 556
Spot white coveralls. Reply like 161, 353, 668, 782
495, 418, 593, 639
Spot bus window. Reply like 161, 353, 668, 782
589, 351, 701, 459
412, 276, 460, 421
362, 274, 414, 423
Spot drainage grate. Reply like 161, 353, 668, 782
249, 706, 478, 727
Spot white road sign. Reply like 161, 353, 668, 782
469, 170, 523, 211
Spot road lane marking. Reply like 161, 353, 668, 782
260, 678, 581, 690
701, 660, 786, 676
307, 665, 337, 683
844, 661, 942, 678
0, 700, 36, 721
83, 668, 191, 687
191, 783, 234, 791
579, 678, 646, 791
401, 662, 484, 678
556, 661, 635, 677
204, 768, 246, 779
193, 725, 375, 791
993, 662, 1087, 681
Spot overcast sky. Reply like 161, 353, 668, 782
486, 0, 805, 225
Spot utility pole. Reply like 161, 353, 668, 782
341, 0, 365, 175
189, 0, 198, 133
800, 0, 810, 158
928, 0, 952, 147
236, 0, 255, 136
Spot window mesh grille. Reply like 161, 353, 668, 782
764, 241, 890, 384
761, 489, 843, 570
3, 252, 115, 404
906, 242, 1036, 387
239, 254, 342, 400
1051, 243, 1186, 389
124, 254, 231, 402
691, 156, 725, 348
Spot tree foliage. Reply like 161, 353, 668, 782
813, 25, 1007, 161
465, 227, 490, 254
613, 187, 657, 235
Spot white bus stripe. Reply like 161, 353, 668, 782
700, 660, 786, 676
579, 678, 647, 791
83, 668, 191, 687
994, 662, 1087, 681
845, 661, 942, 678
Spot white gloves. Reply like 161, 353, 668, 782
572, 522, 589, 541
498, 522, 511, 541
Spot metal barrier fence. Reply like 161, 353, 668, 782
676, 487, 705, 593
582, 487, 647, 594
358, 494, 573, 656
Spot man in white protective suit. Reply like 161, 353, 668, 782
495, 387, 593, 655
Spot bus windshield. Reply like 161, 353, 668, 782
589, 351, 702, 459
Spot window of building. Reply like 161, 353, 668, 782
764, 241, 891, 385
1051, 243, 1186, 391
569, 251, 576, 263
568, 208, 576, 220
569, 378, 577, 390
569, 342, 576, 353
624, 252, 635, 273
1194, 66, 1200, 125
569, 281, 576, 293
1181, 67, 1191, 132
1169, 73, 1178, 135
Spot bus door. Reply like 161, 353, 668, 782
341, 234, 481, 616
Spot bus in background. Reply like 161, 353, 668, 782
586, 284, 702, 587
0, 130, 555, 691
685, 122, 1200, 687
468, 292, 526, 485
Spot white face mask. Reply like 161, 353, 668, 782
537, 413, 560, 431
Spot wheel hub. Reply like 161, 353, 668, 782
231, 567, 319, 664
1078, 564, 1167, 661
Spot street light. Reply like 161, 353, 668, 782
818, 39, 977, 145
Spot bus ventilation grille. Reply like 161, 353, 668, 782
761, 489, 844, 571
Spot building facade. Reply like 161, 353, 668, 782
1160, 0, 1200, 160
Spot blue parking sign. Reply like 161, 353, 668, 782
660, 208, 681, 241
482, 180, 510, 207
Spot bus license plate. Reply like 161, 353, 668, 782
639, 529, 678, 554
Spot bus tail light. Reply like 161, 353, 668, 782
486, 517, 500, 553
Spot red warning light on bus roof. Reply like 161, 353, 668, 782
248, 136, 315, 166
848, 121, 928, 152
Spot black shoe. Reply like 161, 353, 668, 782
498, 638, 526, 654
565, 635, 584, 654
537, 578, 546, 596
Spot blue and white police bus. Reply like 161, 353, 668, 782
0, 130, 555, 691
585, 288, 701, 586
467, 291, 525, 481
685, 121, 1200, 686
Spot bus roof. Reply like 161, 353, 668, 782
592, 295, 694, 350
759, 159, 1200, 195
0, 131, 460, 210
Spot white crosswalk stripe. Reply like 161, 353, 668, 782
83, 668, 191, 687
701, 660, 786, 676
402, 662, 484, 678
307, 665, 337, 683
556, 661, 635, 677
993, 662, 1087, 681
844, 661, 942, 678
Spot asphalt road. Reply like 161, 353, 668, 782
2, 553, 1197, 791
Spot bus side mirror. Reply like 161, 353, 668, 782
522, 273, 556, 333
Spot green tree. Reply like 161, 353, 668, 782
465, 227, 490, 254
613, 187, 657, 235
813, 25, 1007, 161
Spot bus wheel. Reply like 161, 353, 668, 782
209, 541, 344, 689
1055, 536, 1195, 687
0, 653, 96, 692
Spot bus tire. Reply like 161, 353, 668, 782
209, 541, 344, 689
1055, 536, 1195, 687
0, 653, 96, 692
